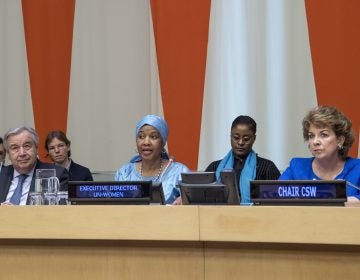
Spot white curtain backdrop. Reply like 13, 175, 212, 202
199, 0, 317, 171
0, 0, 34, 135
68, 0, 157, 172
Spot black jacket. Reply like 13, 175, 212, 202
68, 160, 93, 181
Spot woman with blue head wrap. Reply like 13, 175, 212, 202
130, 114, 170, 162
115, 114, 190, 204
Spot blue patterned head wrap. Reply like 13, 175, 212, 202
129, 114, 170, 163
135, 114, 168, 145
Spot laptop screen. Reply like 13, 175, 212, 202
68, 181, 152, 205
250, 180, 347, 206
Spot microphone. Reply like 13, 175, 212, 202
344, 180, 360, 191
341, 180, 360, 204
312, 177, 360, 192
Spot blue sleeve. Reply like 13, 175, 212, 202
279, 159, 295, 180
163, 162, 190, 204
115, 163, 133, 181
278, 158, 314, 180
343, 160, 360, 199
346, 182, 360, 198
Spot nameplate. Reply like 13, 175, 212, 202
257, 184, 337, 199
250, 180, 347, 206
68, 181, 151, 203
75, 184, 144, 198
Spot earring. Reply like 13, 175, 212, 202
337, 143, 343, 150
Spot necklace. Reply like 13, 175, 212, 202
140, 159, 163, 181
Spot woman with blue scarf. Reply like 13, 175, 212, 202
115, 114, 190, 204
205, 116, 280, 204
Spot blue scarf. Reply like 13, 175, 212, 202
215, 150, 257, 204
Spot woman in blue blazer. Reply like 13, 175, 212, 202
280, 106, 360, 201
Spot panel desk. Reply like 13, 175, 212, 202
199, 206, 360, 280
0, 205, 360, 279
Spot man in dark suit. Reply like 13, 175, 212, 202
0, 126, 68, 205
0, 137, 5, 167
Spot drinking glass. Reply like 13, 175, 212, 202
31, 169, 60, 205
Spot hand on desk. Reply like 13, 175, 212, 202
347, 196, 359, 202
172, 196, 182, 205
1, 202, 15, 206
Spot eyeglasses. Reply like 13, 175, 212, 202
230, 135, 253, 144
48, 143, 67, 152
8, 142, 35, 154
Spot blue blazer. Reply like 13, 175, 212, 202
280, 157, 360, 198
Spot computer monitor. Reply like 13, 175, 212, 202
68, 181, 152, 205
250, 180, 347, 206
219, 170, 240, 205
181, 172, 216, 184
150, 182, 165, 205
179, 170, 240, 205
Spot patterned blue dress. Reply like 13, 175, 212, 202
115, 159, 190, 204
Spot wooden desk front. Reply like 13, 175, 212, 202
200, 206, 360, 280
0, 206, 359, 280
